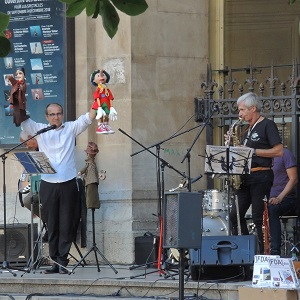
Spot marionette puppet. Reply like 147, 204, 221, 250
90, 69, 117, 134
9, 67, 29, 127
78, 142, 102, 209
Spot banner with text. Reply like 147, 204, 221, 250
0, 0, 65, 147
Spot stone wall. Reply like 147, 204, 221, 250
0, 0, 209, 265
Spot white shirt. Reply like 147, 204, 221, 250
21, 113, 92, 183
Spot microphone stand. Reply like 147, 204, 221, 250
181, 106, 218, 184
119, 128, 188, 279
178, 106, 218, 300
129, 123, 206, 273
0, 131, 45, 276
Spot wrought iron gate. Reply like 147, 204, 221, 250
195, 61, 300, 195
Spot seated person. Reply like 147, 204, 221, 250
268, 148, 298, 256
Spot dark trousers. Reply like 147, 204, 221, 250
40, 178, 80, 266
229, 169, 274, 254
268, 197, 297, 254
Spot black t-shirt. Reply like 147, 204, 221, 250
241, 118, 281, 168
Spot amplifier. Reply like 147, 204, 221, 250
189, 235, 257, 280
0, 223, 38, 266
189, 235, 257, 265
135, 234, 159, 265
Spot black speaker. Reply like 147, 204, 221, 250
189, 235, 257, 280
163, 192, 202, 249
134, 234, 159, 265
0, 223, 38, 266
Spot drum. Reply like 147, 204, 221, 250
202, 214, 229, 236
169, 248, 189, 262
18, 171, 31, 194
203, 189, 228, 212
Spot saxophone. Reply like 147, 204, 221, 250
224, 118, 242, 147
225, 118, 243, 190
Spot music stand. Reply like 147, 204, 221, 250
14, 152, 56, 272
204, 145, 253, 175
204, 145, 253, 230
14, 152, 56, 175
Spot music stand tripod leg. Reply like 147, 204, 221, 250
26, 182, 50, 273
33, 224, 49, 271
24, 222, 47, 272
27, 194, 36, 272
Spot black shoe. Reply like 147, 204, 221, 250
44, 264, 59, 274
59, 266, 69, 274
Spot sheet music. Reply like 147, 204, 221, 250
14, 152, 56, 174
205, 145, 253, 175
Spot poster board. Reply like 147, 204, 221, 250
0, 1, 74, 147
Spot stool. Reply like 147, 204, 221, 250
280, 215, 299, 256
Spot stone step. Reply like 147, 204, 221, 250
0, 297, 147, 300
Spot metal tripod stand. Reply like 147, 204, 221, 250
71, 208, 118, 274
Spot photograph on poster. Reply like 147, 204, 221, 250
31, 89, 44, 100
30, 73, 43, 85
30, 42, 43, 54
29, 26, 42, 37
30, 58, 43, 71
3, 74, 13, 86
5, 29, 13, 39
4, 57, 14, 69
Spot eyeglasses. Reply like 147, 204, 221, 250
47, 112, 63, 117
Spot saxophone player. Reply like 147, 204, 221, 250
229, 92, 283, 254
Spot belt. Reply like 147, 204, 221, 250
251, 167, 271, 172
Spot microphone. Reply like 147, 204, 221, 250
36, 124, 57, 134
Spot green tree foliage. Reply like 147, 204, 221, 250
0, 12, 11, 57
0, 0, 148, 57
